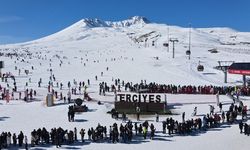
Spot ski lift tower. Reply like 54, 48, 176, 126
0, 61, 4, 77
214, 61, 234, 83
170, 38, 178, 58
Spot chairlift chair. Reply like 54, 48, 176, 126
163, 43, 169, 47
197, 61, 204, 72
186, 50, 191, 55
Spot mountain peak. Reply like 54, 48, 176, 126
77, 16, 150, 28
128, 16, 150, 24
80, 18, 108, 28
112, 16, 150, 27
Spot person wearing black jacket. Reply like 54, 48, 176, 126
18, 131, 24, 147
13, 133, 17, 146
239, 121, 244, 133
244, 123, 248, 135
88, 129, 92, 140
74, 127, 77, 141
80, 129, 85, 142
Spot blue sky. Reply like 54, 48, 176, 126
0, 0, 249, 44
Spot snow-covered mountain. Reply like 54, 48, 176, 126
0, 16, 250, 86
2, 16, 250, 49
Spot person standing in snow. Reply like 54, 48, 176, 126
6, 132, 11, 147
136, 106, 140, 121
143, 126, 147, 139
68, 108, 71, 122
209, 105, 214, 115
216, 91, 220, 106
24, 135, 28, 150
192, 107, 197, 116
18, 131, 24, 147
67, 90, 71, 103
13, 133, 17, 146
219, 102, 223, 112
221, 111, 225, 123
74, 127, 77, 141
155, 113, 159, 122
79, 129, 85, 142
239, 121, 243, 133
150, 123, 155, 140
182, 112, 185, 122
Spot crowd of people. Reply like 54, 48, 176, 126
0, 131, 28, 149
0, 71, 37, 102
1, 100, 247, 149
96, 78, 250, 98
123, 81, 250, 96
